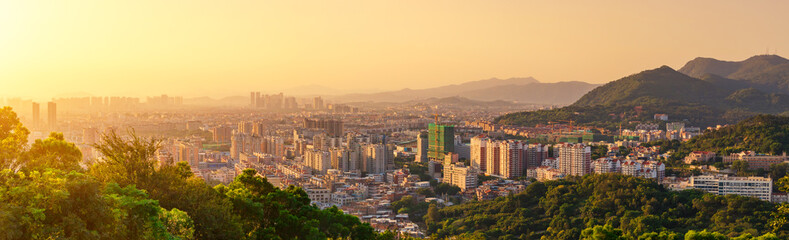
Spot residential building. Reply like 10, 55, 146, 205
690, 175, 772, 201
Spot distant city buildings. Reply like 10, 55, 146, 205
304, 118, 343, 137
47, 102, 57, 129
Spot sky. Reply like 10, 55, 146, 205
1, 1, 789, 100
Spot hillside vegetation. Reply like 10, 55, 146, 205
425, 174, 784, 240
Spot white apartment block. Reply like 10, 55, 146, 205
690, 175, 772, 201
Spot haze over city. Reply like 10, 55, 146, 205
2, 0, 789, 100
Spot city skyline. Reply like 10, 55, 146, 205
2, 1, 789, 99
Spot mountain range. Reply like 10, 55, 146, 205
330, 77, 599, 105
496, 55, 789, 129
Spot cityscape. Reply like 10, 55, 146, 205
3, 1, 789, 240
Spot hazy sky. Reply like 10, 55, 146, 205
2, 1, 789, 100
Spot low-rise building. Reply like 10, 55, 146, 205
690, 175, 772, 201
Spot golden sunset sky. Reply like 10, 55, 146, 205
1, 1, 788, 99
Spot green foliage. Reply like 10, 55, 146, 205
426, 174, 777, 239
90, 129, 162, 187
681, 115, 789, 155
214, 169, 376, 239
0, 106, 30, 169
20, 132, 83, 172
434, 182, 461, 196
683, 230, 727, 240
592, 145, 610, 159
0, 109, 382, 240
0, 169, 190, 239
581, 224, 629, 240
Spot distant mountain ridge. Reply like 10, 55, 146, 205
496, 55, 789, 129
679, 55, 789, 93
332, 77, 599, 105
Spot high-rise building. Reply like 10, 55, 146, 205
305, 149, 331, 174
470, 136, 488, 171
31, 102, 40, 127
416, 132, 429, 162
238, 121, 253, 135
47, 102, 57, 129
176, 141, 200, 166
428, 123, 454, 161
211, 126, 232, 143
556, 143, 592, 177
524, 144, 548, 169
313, 96, 324, 110
499, 141, 524, 179
230, 132, 243, 160
485, 139, 501, 175
362, 144, 388, 174
303, 118, 343, 137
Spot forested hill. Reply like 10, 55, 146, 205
679, 114, 789, 155
571, 66, 728, 107
424, 174, 785, 240
679, 55, 789, 94
495, 58, 789, 129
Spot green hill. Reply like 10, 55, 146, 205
572, 66, 728, 107
425, 174, 777, 239
496, 56, 789, 130
681, 114, 789, 155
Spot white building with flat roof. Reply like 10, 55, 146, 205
690, 175, 772, 201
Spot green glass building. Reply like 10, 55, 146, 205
428, 123, 455, 161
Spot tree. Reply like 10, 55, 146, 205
0, 107, 29, 169
769, 163, 789, 180
89, 129, 161, 187
638, 231, 681, 240
732, 160, 750, 176
215, 169, 376, 239
434, 182, 461, 195
20, 132, 83, 172
425, 203, 440, 234
0, 169, 190, 239
580, 225, 629, 240
683, 230, 727, 240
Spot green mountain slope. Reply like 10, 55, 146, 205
681, 114, 789, 155
496, 56, 789, 129
572, 66, 728, 107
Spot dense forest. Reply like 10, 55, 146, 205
495, 65, 789, 130
0, 106, 387, 240
421, 174, 788, 240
